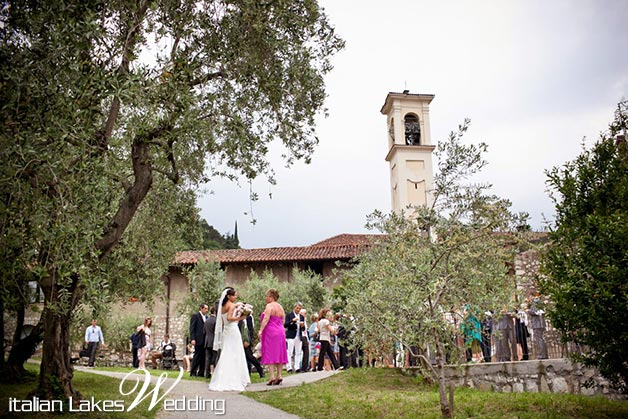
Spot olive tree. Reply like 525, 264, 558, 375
0, 0, 343, 399
341, 121, 528, 418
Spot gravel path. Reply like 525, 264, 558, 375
74, 367, 338, 419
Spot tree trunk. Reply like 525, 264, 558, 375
435, 333, 453, 419
35, 274, 83, 401
0, 298, 4, 371
4, 319, 44, 382
12, 305, 25, 344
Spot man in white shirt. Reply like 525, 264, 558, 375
284, 302, 304, 372
84, 319, 105, 367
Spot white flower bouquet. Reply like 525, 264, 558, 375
234, 302, 253, 318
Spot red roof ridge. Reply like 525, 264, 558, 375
175, 233, 384, 265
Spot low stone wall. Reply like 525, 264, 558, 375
71, 348, 134, 368
441, 359, 624, 399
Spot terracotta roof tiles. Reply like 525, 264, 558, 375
175, 234, 385, 265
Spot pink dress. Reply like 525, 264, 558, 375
260, 313, 288, 365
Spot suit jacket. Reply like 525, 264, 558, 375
204, 314, 216, 348
189, 311, 205, 345
245, 315, 255, 343
284, 311, 304, 339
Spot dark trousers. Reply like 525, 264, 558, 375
190, 343, 205, 376
481, 333, 492, 362
316, 340, 339, 371
301, 339, 310, 371
244, 345, 264, 377
338, 344, 349, 368
131, 347, 139, 368
204, 348, 217, 378
87, 342, 99, 366
515, 319, 530, 361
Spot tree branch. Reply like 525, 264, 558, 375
96, 0, 152, 149
95, 122, 174, 259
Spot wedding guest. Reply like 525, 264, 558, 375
284, 301, 304, 373
316, 309, 340, 371
258, 288, 288, 385
335, 314, 350, 369
299, 308, 311, 372
136, 317, 152, 369
528, 294, 548, 359
204, 305, 217, 378
84, 319, 105, 367
240, 314, 264, 378
495, 309, 516, 362
183, 343, 194, 372
189, 303, 208, 377
129, 330, 140, 368
515, 304, 530, 360
308, 313, 319, 371
480, 311, 493, 362
150, 334, 176, 369
332, 313, 341, 364
461, 306, 482, 362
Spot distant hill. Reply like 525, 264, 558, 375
199, 219, 240, 250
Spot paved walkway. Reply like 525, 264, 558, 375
75, 367, 338, 419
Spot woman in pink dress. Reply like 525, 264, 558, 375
258, 288, 288, 385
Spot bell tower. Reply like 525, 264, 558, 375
381, 91, 435, 213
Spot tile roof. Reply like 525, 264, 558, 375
175, 234, 385, 265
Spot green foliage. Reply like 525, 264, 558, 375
238, 267, 331, 320
70, 308, 144, 353
540, 101, 628, 393
339, 120, 529, 416
101, 314, 147, 353
0, 0, 342, 394
343, 120, 526, 359
197, 219, 240, 250
0, 0, 343, 302
177, 260, 225, 326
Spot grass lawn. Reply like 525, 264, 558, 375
244, 368, 628, 419
0, 364, 159, 419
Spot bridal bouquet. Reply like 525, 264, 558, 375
234, 302, 253, 318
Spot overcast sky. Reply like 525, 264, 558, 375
197, 0, 628, 249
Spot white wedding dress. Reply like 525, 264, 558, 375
208, 313, 251, 391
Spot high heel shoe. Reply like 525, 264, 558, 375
273, 378, 283, 385
266, 379, 275, 386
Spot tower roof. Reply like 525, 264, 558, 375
380, 91, 435, 114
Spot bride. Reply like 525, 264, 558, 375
208, 287, 251, 391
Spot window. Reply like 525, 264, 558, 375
404, 114, 421, 145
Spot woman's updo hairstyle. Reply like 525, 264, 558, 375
221, 287, 236, 306
266, 288, 280, 301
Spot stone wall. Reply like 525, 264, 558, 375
441, 359, 624, 399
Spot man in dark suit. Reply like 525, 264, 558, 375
189, 303, 208, 376
239, 314, 264, 378
284, 302, 304, 372
204, 305, 217, 378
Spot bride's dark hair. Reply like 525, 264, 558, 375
221, 287, 236, 306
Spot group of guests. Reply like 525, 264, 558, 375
285, 304, 350, 374
129, 317, 178, 369
461, 293, 548, 363
197, 286, 351, 391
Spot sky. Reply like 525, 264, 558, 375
197, 0, 628, 249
